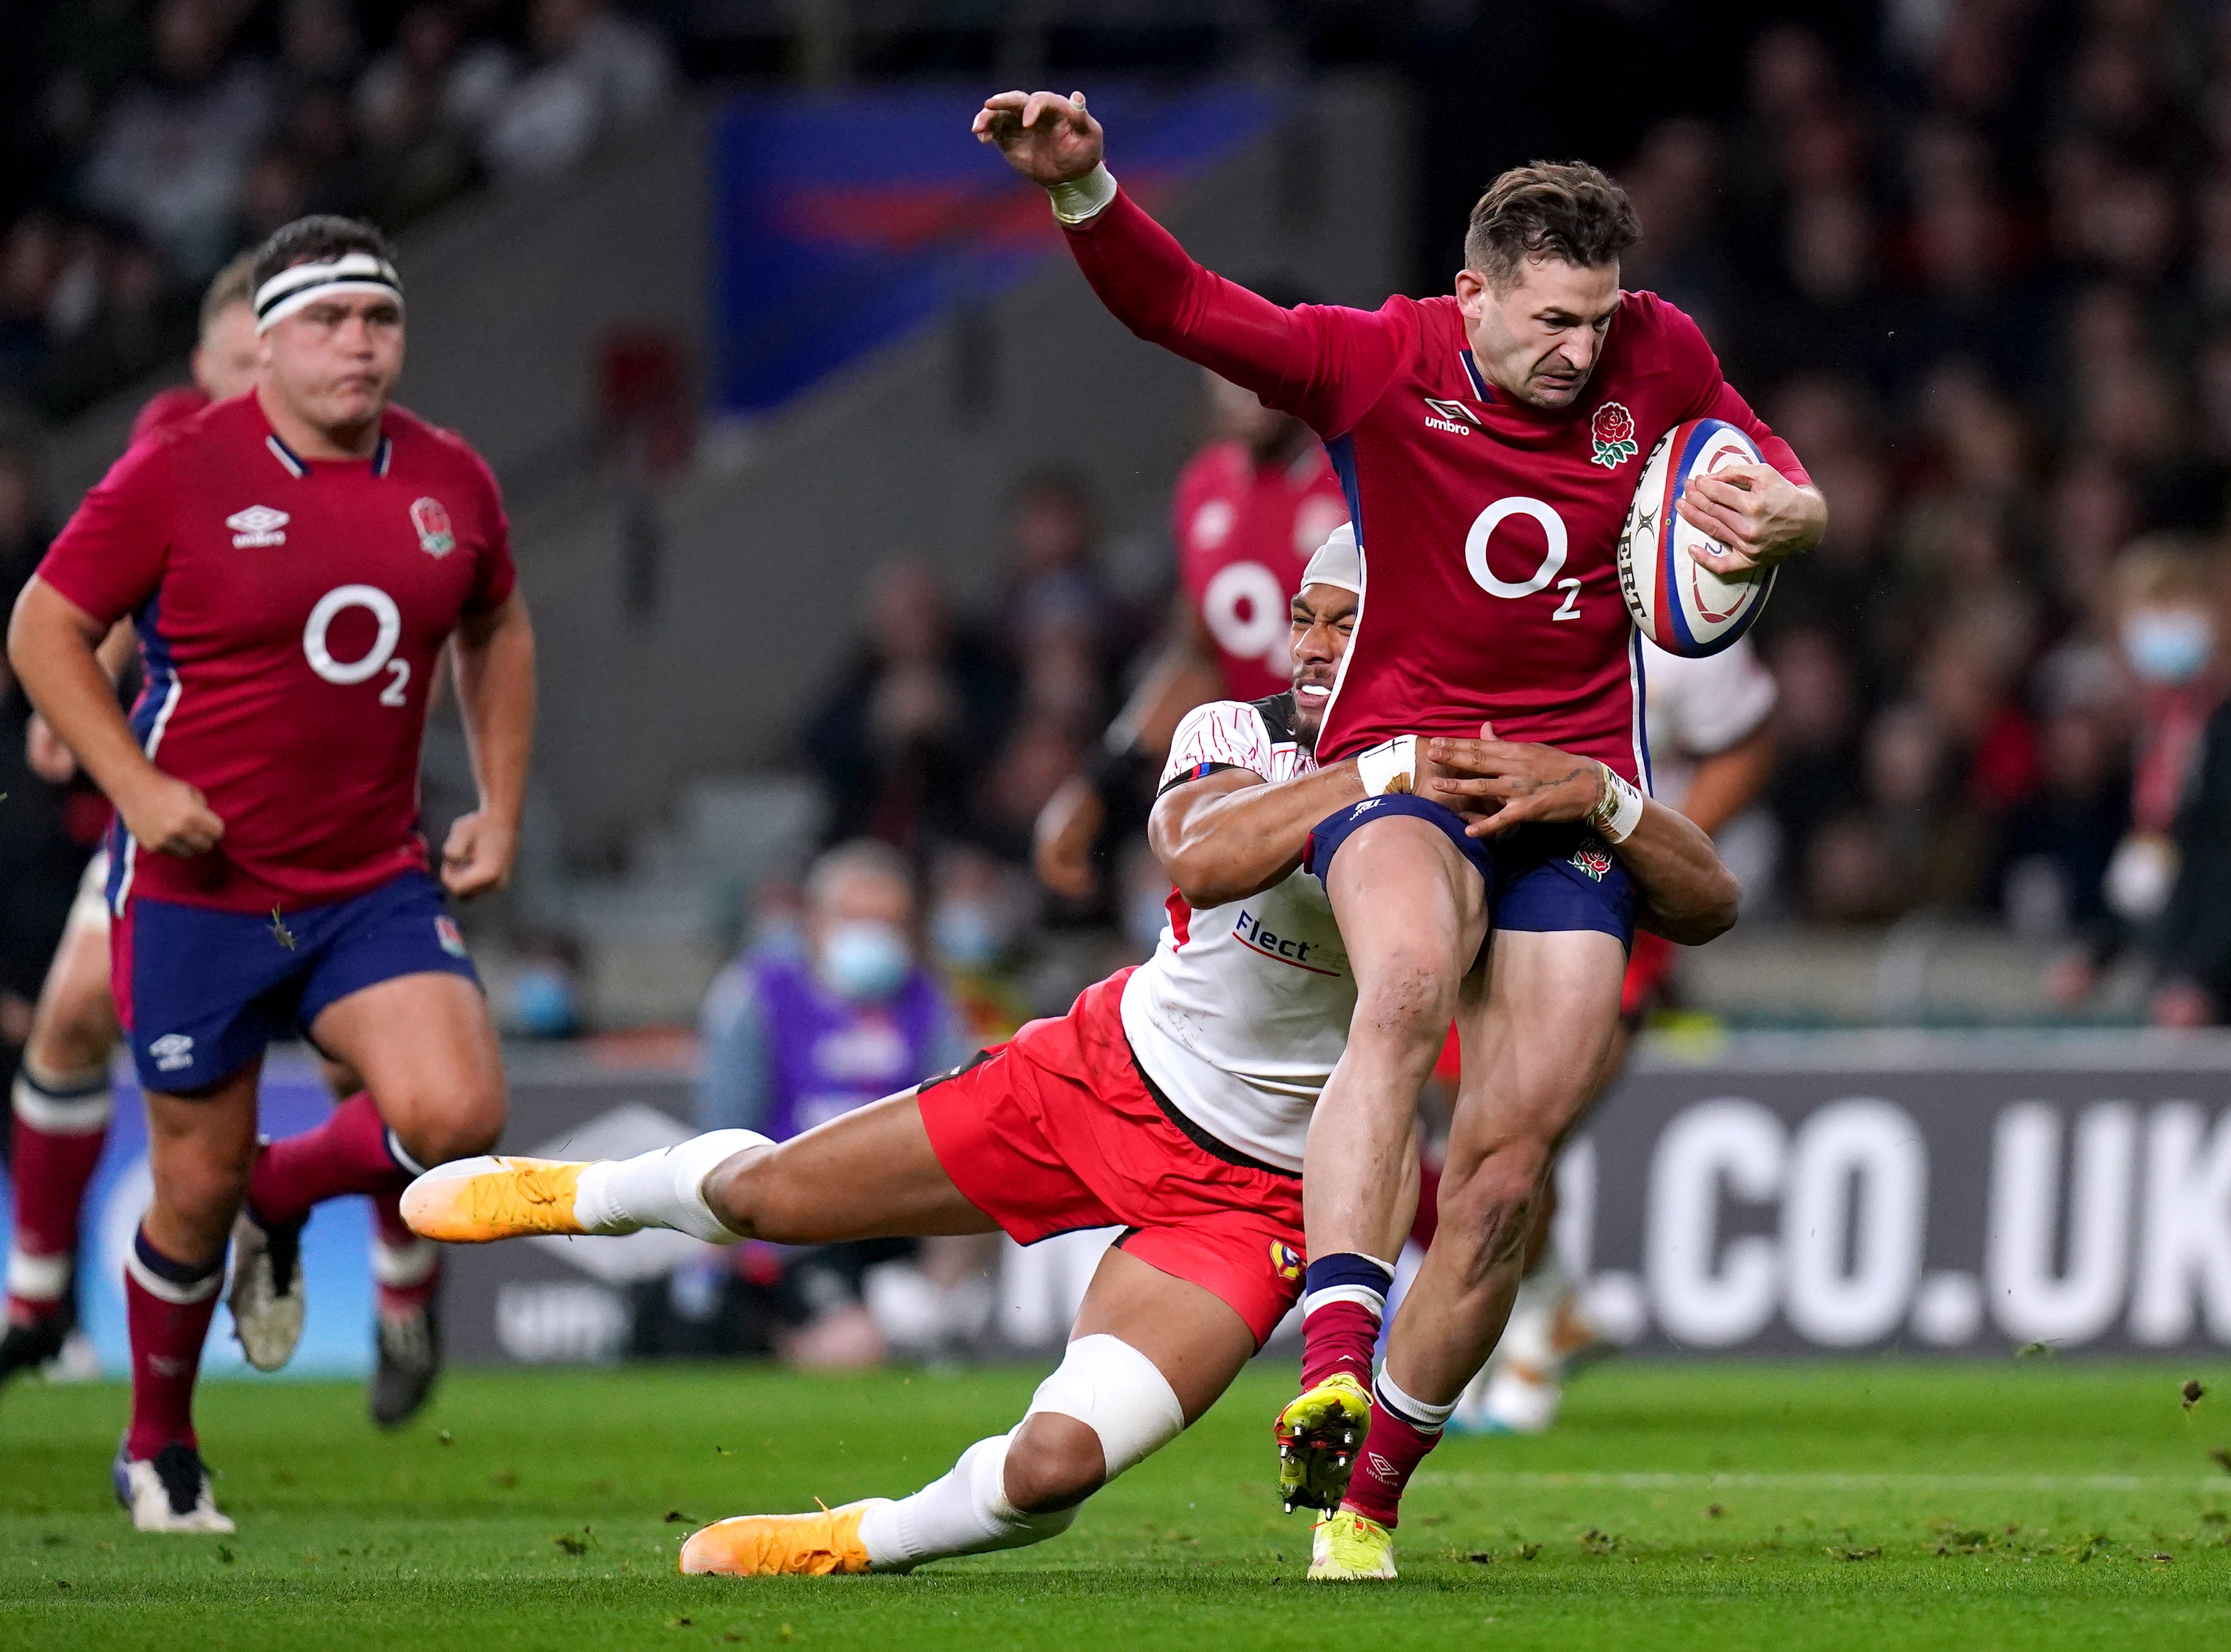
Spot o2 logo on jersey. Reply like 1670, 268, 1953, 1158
303, 584, 411, 707
1464, 496, 1583, 622
1202, 559, 1290, 673
410, 496, 456, 557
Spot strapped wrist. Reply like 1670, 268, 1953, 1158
1047, 163, 1118, 224
1355, 736, 1417, 798
1587, 761, 1645, 843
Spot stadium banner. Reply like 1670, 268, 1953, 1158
3, 1032, 2224, 1374
710, 82, 1283, 414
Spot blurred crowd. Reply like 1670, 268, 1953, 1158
0, 0, 674, 423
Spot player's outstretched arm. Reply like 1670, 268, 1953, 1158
7, 577, 222, 856
1424, 728, 1739, 944
1150, 762, 1365, 909
442, 588, 535, 899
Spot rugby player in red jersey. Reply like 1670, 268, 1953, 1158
3, 253, 262, 1389
977, 90, 1825, 1574
7, 215, 535, 1532
1034, 340, 1348, 899
397, 534, 1736, 1579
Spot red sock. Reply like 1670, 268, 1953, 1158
371, 1186, 441, 1318
1298, 1254, 1393, 1392
1341, 1382, 1446, 1529
124, 1229, 222, 1458
7, 1065, 113, 1324
247, 1092, 408, 1228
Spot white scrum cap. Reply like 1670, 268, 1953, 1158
1301, 521, 1361, 595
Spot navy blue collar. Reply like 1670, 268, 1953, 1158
265, 429, 391, 478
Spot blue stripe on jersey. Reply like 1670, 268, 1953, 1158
1630, 627, 1654, 794
1324, 434, 1364, 556
127, 589, 176, 750
1460, 349, 1494, 403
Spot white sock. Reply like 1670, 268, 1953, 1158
856, 1432, 1075, 1572
570, 1130, 766, 1243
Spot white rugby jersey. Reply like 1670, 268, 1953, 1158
1642, 636, 1776, 809
1120, 693, 1354, 1173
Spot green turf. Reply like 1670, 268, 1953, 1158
4, 1359, 2229, 1651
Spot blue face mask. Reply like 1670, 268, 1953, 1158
818, 920, 912, 1002
931, 901, 1002, 969
2122, 609, 2215, 685
510, 963, 579, 1039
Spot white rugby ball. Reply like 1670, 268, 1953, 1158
1616, 417, 1775, 657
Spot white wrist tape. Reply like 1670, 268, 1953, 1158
1355, 736, 1418, 797
1589, 764, 1646, 843
1047, 163, 1119, 224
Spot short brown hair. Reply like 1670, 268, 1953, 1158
1465, 162, 1641, 288
249, 214, 399, 299
199, 251, 258, 334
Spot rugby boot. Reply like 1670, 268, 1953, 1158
1275, 1371, 1372, 1513
113, 1440, 235, 1534
0, 1315, 66, 1391
679, 1501, 883, 1576
399, 1156, 590, 1243
1308, 1509, 1396, 1580
369, 1292, 441, 1429
227, 1207, 306, 1373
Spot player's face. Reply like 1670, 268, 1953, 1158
1288, 582, 1357, 747
191, 301, 260, 400
259, 292, 405, 435
1456, 256, 1622, 410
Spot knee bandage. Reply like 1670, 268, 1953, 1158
1023, 1332, 1187, 1481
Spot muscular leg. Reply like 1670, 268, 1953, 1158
5, 915, 119, 1337
310, 973, 506, 1168
703, 1092, 997, 1242
1341, 928, 1625, 1530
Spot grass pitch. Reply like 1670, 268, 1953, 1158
4, 1360, 2228, 1651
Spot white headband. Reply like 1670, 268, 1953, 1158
254, 252, 404, 331
1302, 521, 1363, 595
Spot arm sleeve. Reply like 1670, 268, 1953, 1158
1159, 701, 1274, 788
1660, 301, 1810, 487
1063, 190, 1405, 438
35, 440, 173, 625
463, 452, 518, 616
694, 964, 772, 1134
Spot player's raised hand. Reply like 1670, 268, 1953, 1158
973, 90, 1104, 185
119, 772, 224, 856
1677, 463, 1827, 576
1425, 722, 1604, 838
440, 809, 515, 900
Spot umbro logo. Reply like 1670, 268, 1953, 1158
1423, 397, 1477, 434
226, 505, 288, 548
148, 1032, 195, 1072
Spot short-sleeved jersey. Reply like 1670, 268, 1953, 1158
36, 395, 516, 915
1172, 439, 1349, 701
1641, 635, 1776, 810
1121, 692, 1352, 1172
1063, 192, 1809, 782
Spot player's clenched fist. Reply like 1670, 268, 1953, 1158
440, 809, 515, 900
973, 90, 1104, 185
119, 771, 225, 856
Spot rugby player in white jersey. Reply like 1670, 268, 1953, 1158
401, 533, 1739, 1579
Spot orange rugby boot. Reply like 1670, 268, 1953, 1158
679, 1502, 881, 1576
397, 1156, 590, 1243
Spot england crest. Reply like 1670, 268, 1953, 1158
410, 496, 456, 557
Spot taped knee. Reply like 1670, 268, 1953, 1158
1023, 1332, 1186, 1484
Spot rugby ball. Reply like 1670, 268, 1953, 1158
1616, 418, 1775, 657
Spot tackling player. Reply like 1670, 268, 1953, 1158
1035, 329, 1348, 897
3, 253, 262, 1388
975, 90, 1824, 1555
6, 215, 535, 1532
401, 533, 1736, 1579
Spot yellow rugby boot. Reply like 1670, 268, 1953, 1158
679, 1501, 881, 1577
398, 1156, 590, 1243
1308, 1509, 1397, 1580
1274, 1371, 1373, 1513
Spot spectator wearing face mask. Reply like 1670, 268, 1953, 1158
2050, 537, 2227, 1009
692, 841, 972, 1365
2135, 554, 2231, 1026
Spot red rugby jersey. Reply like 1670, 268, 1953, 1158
1065, 190, 1809, 780
129, 385, 213, 446
1172, 438, 1349, 701
36, 394, 516, 913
